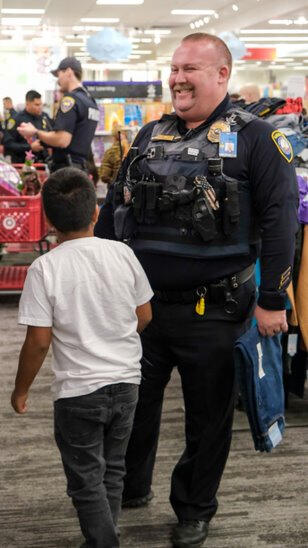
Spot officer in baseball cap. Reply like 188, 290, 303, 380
18, 56, 99, 173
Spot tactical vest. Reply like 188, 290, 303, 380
115, 108, 260, 260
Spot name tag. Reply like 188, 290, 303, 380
88, 107, 99, 121
219, 132, 238, 158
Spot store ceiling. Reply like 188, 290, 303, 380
0, 0, 308, 65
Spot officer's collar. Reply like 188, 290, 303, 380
159, 94, 232, 135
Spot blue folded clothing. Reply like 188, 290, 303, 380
234, 326, 285, 452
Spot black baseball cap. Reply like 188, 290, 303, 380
51, 56, 82, 76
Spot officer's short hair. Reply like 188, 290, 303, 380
25, 90, 42, 102
182, 33, 232, 74
42, 167, 96, 233
73, 70, 82, 81
3, 96, 12, 102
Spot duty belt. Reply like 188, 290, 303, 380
154, 264, 255, 305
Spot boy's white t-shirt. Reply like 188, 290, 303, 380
18, 237, 153, 401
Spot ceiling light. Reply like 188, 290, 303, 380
135, 50, 152, 54
66, 34, 88, 39
1, 17, 41, 25
198, 20, 204, 26
240, 36, 308, 41
294, 16, 308, 25
96, 0, 143, 4
276, 58, 294, 61
240, 29, 308, 34
214, 13, 219, 19
1, 29, 35, 36
232, 5, 239, 11
73, 25, 112, 32
171, 10, 215, 15
1, 9, 45, 15
144, 29, 171, 35
268, 19, 293, 25
203, 17, 210, 23
154, 36, 161, 44
190, 23, 195, 29
80, 18, 119, 23
64, 42, 84, 46
141, 38, 152, 42
129, 55, 141, 58
291, 66, 306, 70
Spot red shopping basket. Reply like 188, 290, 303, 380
0, 194, 48, 243
0, 265, 28, 291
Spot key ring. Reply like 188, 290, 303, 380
196, 286, 207, 298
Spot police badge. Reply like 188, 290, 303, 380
207, 120, 230, 143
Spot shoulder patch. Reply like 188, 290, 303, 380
271, 130, 293, 163
7, 118, 16, 130
60, 96, 75, 113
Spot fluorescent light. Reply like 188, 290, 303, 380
1, 29, 35, 36
134, 50, 152, 54
64, 42, 84, 46
171, 10, 215, 15
129, 55, 141, 58
80, 18, 119, 23
240, 36, 308, 41
1, 9, 45, 15
96, 0, 143, 4
66, 34, 88, 39
240, 29, 308, 34
144, 29, 171, 35
268, 19, 293, 25
294, 17, 308, 24
232, 4, 239, 11
293, 66, 308, 70
1, 17, 41, 25
73, 25, 113, 31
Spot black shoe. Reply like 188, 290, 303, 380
172, 520, 209, 547
122, 489, 154, 508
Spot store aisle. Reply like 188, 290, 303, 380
0, 297, 307, 548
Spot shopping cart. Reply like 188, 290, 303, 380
0, 163, 50, 294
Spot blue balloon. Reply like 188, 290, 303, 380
218, 31, 246, 61
86, 28, 132, 61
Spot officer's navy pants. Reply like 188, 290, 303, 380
123, 277, 256, 522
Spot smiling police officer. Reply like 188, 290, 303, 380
95, 33, 298, 548
18, 57, 99, 173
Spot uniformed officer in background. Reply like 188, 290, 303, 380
3, 90, 52, 163
2, 96, 17, 130
95, 32, 298, 548
17, 57, 99, 173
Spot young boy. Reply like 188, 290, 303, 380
11, 167, 153, 548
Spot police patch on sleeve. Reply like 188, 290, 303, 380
60, 96, 75, 113
271, 130, 293, 163
7, 118, 16, 130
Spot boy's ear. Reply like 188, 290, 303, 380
92, 204, 99, 224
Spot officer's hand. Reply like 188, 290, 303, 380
254, 305, 288, 337
17, 122, 37, 138
11, 389, 29, 414
30, 139, 43, 152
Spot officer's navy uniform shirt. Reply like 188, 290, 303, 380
52, 86, 98, 167
3, 109, 53, 163
95, 95, 299, 311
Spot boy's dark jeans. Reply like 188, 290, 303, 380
54, 383, 138, 548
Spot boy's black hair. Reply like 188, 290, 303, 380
25, 90, 41, 102
42, 168, 97, 233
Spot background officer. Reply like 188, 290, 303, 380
17, 57, 99, 173
3, 90, 52, 163
94, 33, 298, 548
2, 96, 17, 130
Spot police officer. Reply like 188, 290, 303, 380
2, 96, 17, 131
94, 33, 298, 548
17, 57, 99, 173
3, 90, 52, 163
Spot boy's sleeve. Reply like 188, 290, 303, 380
18, 263, 53, 327
128, 249, 154, 305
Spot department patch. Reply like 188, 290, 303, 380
271, 130, 293, 163
60, 96, 75, 113
7, 118, 15, 130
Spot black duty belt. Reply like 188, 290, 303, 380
154, 264, 255, 305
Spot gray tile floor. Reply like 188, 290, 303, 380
1, 295, 307, 547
